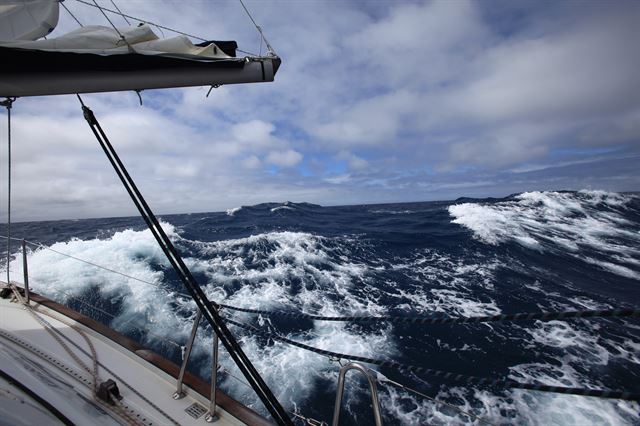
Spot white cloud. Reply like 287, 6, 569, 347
265, 149, 303, 167
324, 174, 351, 185
242, 155, 261, 169
345, 0, 489, 87
443, 122, 561, 169
313, 90, 419, 146
1, 0, 638, 221
336, 151, 369, 171
231, 120, 275, 144
443, 12, 640, 124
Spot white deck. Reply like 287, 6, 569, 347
0, 286, 248, 425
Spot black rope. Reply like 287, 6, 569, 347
77, 97, 293, 425
221, 304, 640, 325
1, 97, 15, 285
225, 317, 640, 402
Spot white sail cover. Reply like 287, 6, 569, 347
1, 24, 233, 59
0, 7, 281, 97
0, 0, 59, 41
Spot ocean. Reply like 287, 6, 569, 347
2, 190, 639, 425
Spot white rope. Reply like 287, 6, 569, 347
10, 284, 96, 385
8, 283, 142, 425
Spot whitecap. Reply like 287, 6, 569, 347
448, 191, 640, 279
226, 206, 242, 216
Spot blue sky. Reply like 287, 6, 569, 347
2, 0, 639, 221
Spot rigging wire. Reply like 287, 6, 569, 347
224, 316, 640, 402
69, 0, 271, 57
61, 1, 84, 27
2, 235, 638, 329
4, 231, 639, 410
0, 236, 188, 297
108, 0, 131, 25
71, 0, 208, 41
376, 375, 496, 426
90, 0, 134, 51
290, 411, 328, 426
219, 304, 640, 325
76, 96, 293, 425
237, 0, 276, 56
57, 289, 183, 350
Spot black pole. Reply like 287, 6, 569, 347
78, 97, 293, 425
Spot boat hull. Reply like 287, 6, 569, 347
0, 286, 270, 425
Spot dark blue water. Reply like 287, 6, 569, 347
2, 190, 639, 425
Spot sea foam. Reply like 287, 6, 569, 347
448, 191, 640, 279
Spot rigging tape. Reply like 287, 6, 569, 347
224, 316, 640, 402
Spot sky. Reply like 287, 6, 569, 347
1, 0, 640, 221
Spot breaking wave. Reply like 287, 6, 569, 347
3, 190, 639, 425
448, 191, 640, 279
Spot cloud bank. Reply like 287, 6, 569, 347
1, 0, 639, 220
